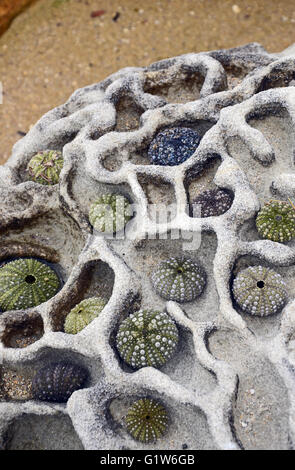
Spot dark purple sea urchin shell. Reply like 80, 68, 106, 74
191, 188, 233, 218
148, 127, 201, 166
32, 362, 88, 402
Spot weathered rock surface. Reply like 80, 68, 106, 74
1, 43, 295, 450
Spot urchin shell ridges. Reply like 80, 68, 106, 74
256, 200, 295, 243
89, 194, 132, 233
0, 258, 60, 311
32, 361, 88, 402
191, 188, 233, 218
148, 127, 200, 166
125, 398, 168, 443
232, 265, 287, 317
27, 150, 63, 185
64, 297, 106, 334
151, 257, 206, 303
116, 309, 179, 370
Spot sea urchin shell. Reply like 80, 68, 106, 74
151, 257, 206, 303
116, 309, 179, 370
256, 200, 295, 243
125, 398, 168, 443
0, 258, 60, 311
191, 188, 233, 217
32, 361, 88, 402
89, 194, 132, 233
232, 265, 287, 316
148, 127, 200, 166
64, 297, 106, 334
27, 150, 63, 185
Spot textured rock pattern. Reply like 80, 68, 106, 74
1, 43, 295, 450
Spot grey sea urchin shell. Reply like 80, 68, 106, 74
232, 265, 287, 316
151, 257, 206, 303
32, 362, 88, 402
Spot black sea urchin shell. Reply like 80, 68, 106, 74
151, 257, 206, 303
32, 362, 88, 402
191, 188, 233, 217
148, 127, 200, 166
232, 265, 287, 317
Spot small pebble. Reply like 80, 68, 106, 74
232, 5, 241, 14
91, 10, 106, 18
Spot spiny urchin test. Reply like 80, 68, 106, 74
64, 297, 106, 334
27, 150, 63, 185
191, 188, 233, 218
116, 309, 179, 369
89, 193, 132, 233
256, 199, 295, 243
148, 127, 200, 166
151, 257, 206, 303
232, 265, 287, 317
125, 398, 168, 443
32, 361, 88, 402
0, 258, 60, 311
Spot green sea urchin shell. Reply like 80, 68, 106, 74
0, 258, 60, 311
64, 297, 106, 334
116, 309, 179, 370
232, 265, 287, 316
256, 200, 295, 243
125, 398, 168, 443
89, 194, 132, 233
151, 257, 206, 303
27, 150, 63, 185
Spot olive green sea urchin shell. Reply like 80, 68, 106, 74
232, 265, 287, 317
256, 200, 295, 243
64, 297, 106, 334
27, 150, 63, 185
116, 309, 179, 370
89, 194, 132, 233
125, 398, 168, 443
0, 258, 60, 311
151, 257, 206, 303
